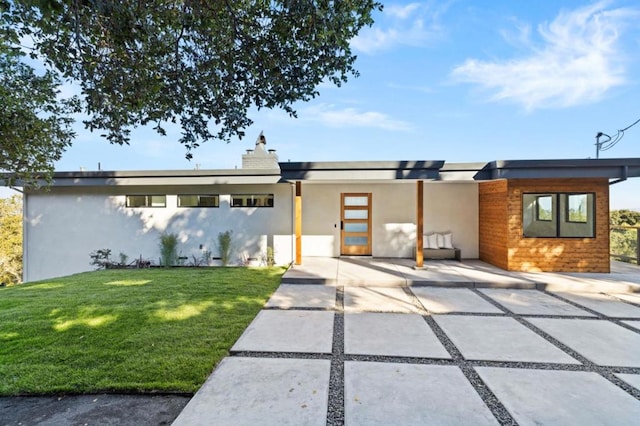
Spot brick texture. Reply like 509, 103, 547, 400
479, 178, 610, 273
479, 180, 509, 269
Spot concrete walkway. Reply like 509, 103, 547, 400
173, 273, 640, 425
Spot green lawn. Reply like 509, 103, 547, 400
0, 267, 284, 395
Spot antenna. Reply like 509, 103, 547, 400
595, 117, 640, 159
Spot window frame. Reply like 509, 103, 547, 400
177, 194, 220, 208
522, 192, 595, 239
230, 194, 274, 208
125, 195, 166, 208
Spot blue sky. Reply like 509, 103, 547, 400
3, 0, 640, 209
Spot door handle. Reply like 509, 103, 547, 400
340, 221, 344, 230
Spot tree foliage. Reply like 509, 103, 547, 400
0, 195, 22, 285
610, 209, 640, 264
0, 41, 80, 187
3, 0, 381, 159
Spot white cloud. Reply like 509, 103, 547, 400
386, 3, 421, 19
351, 2, 446, 54
451, 1, 638, 110
302, 104, 412, 131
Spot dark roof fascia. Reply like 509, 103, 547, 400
488, 158, 640, 180
51, 168, 281, 179
31, 168, 284, 188
279, 161, 445, 181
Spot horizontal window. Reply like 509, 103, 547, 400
231, 194, 274, 208
126, 195, 166, 208
523, 193, 595, 238
177, 195, 219, 208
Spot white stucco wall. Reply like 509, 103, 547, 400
300, 182, 479, 259
24, 184, 293, 282
423, 182, 479, 258
302, 183, 414, 257
25, 180, 480, 281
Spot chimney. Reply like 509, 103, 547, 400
241, 131, 280, 169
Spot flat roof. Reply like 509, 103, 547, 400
280, 158, 640, 182
8, 158, 640, 188
279, 160, 444, 181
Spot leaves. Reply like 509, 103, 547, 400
0, 44, 80, 187
0, 195, 22, 285
610, 209, 640, 263
2, 0, 381, 158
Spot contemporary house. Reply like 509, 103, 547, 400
19, 135, 640, 282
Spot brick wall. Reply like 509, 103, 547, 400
479, 180, 509, 269
506, 178, 609, 273
479, 178, 610, 272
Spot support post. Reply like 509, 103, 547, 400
295, 181, 302, 265
416, 180, 424, 268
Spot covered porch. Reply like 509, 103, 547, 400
283, 257, 640, 293
281, 158, 640, 273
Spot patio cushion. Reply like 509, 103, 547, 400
442, 232, 454, 249
436, 232, 454, 249
426, 233, 439, 249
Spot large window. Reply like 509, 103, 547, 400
126, 195, 166, 208
523, 193, 595, 238
231, 194, 274, 208
178, 195, 219, 207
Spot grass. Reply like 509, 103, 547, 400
0, 267, 284, 396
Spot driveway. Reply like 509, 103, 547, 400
173, 283, 640, 425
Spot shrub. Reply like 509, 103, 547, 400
159, 233, 179, 267
89, 249, 112, 269
217, 230, 233, 266
201, 249, 212, 266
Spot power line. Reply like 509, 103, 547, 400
595, 116, 640, 158
620, 117, 640, 132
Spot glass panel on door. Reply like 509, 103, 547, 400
344, 196, 369, 206
344, 209, 368, 220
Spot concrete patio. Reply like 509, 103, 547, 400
282, 257, 640, 293
173, 263, 640, 426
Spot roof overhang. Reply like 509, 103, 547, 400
23, 169, 282, 189
279, 161, 445, 182
487, 158, 640, 180
7, 158, 640, 191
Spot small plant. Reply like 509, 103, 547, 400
118, 252, 129, 266
89, 249, 113, 269
159, 233, 179, 267
201, 249, 212, 266
217, 230, 233, 266
135, 255, 152, 268
266, 246, 275, 267
189, 255, 203, 267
